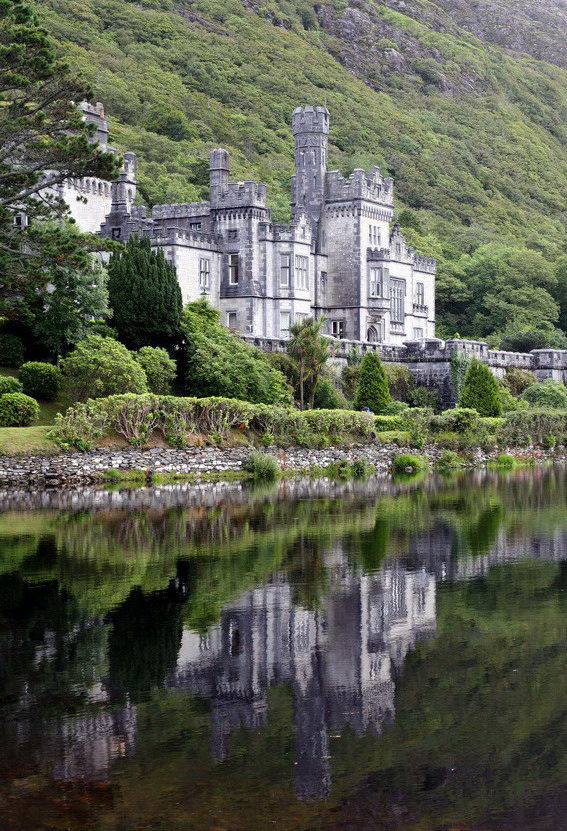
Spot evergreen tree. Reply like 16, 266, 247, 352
354, 353, 391, 413
458, 358, 503, 416
107, 236, 182, 350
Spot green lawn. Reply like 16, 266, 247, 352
0, 425, 59, 456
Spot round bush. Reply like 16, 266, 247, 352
0, 392, 40, 427
134, 346, 177, 394
0, 375, 23, 395
520, 379, 567, 409
0, 334, 25, 368
19, 362, 62, 401
60, 336, 148, 401
313, 378, 349, 410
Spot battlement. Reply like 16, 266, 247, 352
292, 105, 329, 135
151, 202, 210, 220
413, 254, 437, 274
259, 217, 313, 243
79, 101, 109, 147
148, 226, 222, 250
325, 168, 394, 205
212, 180, 267, 209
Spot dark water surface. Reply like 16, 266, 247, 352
1, 467, 567, 830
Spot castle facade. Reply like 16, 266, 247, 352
66, 103, 436, 345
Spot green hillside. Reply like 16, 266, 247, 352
35, 0, 567, 341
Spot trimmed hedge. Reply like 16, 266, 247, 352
19, 362, 62, 401
0, 392, 40, 427
497, 409, 567, 446
375, 414, 404, 431
0, 376, 23, 395
49, 394, 377, 451
431, 408, 479, 435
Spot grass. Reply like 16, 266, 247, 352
392, 453, 428, 474
377, 430, 411, 446
0, 425, 59, 456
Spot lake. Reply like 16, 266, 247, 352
1, 467, 567, 830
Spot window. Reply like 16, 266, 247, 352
199, 258, 210, 289
416, 281, 425, 306
369, 267, 382, 297
280, 253, 291, 287
228, 229, 238, 240
295, 255, 308, 290
280, 311, 291, 338
227, 311, 237, 329
331, 320, 345, 339
228, 253, 239, 284
413, 327, 424, 339
390, 279, 405, 323
190, 221, 202, 231
111, 227, 121, 240
395, 243, 402, 257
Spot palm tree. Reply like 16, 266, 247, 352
288, 316, 334, 409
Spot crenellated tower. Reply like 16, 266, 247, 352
210, 148, 230, 208
291, 106, 329, 230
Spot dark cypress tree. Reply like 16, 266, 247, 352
107, 236, 183, 350
354, 352, 392, 413
458, 358, 503, 416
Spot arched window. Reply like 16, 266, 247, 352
367, 326, 378, 343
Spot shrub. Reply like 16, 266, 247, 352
431, 408, 479, 434
0, 392, 40, 427
434, 450, 461, 472
497, 409, 567, 446
48, 401, 108, 451
354, 353, 391, 413
135, 347, 177, 395
383, 363, 412, 401
60, 336, 148, 401
479, 417, 506, 434
244, 450, 280, 481
403, 407, 433, 448
382, 399, 409, 415
499, 384, 527, 413
351, 458, 374, 478
491, 453, 516, 469
408, 385, 439, 410
458, 359, 502, 416
504, 367, 536, 396
18, 362, 61, 401
0, 375, 23, 395
104, 394, 161, 446
313, 378, 349, 410
0, 334, 25, 367
392, 453, 428, 474
375, 414, 404, 431
520, 379, 567, 409
377, 430, 411, 446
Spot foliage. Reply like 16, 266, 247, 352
498, 325, 567, 352
182, 299, 292, 405
434, 450, 461, 472
244, 450, 280, 481
479, 417, 506, 434
431, 408, 480, 435
0, 375, 22, 395
354, 353, 392, 414
458, 358, 503, 416
383, 363, 413, 402
449, 350, 470, 401
392, 453, 428, 474
0, 333, 24, 367
288, 317, 333, 409
60, 335, 148, 401
498, 383, 527, 413
497, 409, 567, 446
375, 414, 404, 431
18, 361, 61, 401
49, 393, 377, 450
107, 236, 183, 350
0, 391, 39, 427
520, 379, 567, 409
403, 406, 434, 448
0, 0, 118, 317
504, 367, 537, 396
408, 385, 439, 410
313, 377, 348, 410
135, 346, 177, 394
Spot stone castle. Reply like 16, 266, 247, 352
64, 102, 435, 345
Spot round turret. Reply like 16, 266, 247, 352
291, 105, 329, 136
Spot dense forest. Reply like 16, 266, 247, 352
34, 0, 567, 345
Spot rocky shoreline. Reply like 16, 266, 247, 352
0, 443, 565, 489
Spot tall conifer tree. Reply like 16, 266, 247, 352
354, 353, 392, 413
107, 236, 182, 350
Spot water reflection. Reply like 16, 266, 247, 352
1, 467, 567, 829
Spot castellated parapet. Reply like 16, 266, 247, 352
291, 105, 330, 136
152, 202, 210, 220
325, 168, 394, 207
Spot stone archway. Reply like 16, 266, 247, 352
367, 325, 379, 343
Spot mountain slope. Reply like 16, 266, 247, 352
34, 0, 567, 337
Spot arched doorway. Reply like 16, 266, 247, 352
367, 325, 379, 343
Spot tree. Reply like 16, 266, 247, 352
287, 317, 333, 409
107, 236, 183, 350
0, 0, 118, 313
181, 299, 292, 405
458, 358, 502, 416
29, 225, 110, 359
520, 379, 567, 409
354, 353, 392, 414
135, 346, 177, 394
60, 336, 148, 401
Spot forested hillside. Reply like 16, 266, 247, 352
35, 0, 567, 344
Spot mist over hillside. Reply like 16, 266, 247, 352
35, 0, 567, 339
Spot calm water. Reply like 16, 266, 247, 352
1, 468, 567, 830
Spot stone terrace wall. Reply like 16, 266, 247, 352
243, 335, 567, 407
